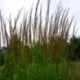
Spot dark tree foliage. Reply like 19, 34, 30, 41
68, 36, 80, 60
0, 47, 7, 66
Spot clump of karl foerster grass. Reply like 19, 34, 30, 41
0, 0, 79, 80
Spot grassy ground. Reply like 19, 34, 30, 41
0, 61, 80, 80
73, 61, 80, 80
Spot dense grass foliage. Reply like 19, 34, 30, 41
0, 0, 80, 80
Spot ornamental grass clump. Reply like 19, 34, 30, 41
0, 0, 79, 80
